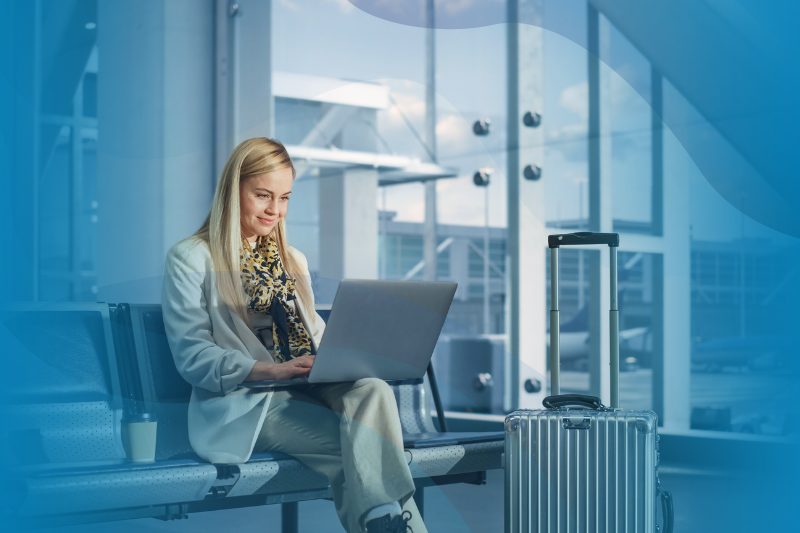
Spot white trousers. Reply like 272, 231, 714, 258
255, 378, 428, 533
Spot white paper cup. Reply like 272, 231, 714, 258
121, 413, 158, 463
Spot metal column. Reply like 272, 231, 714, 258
281, 501, 298, 533
587, 5, 613, 405
423, 0, 438, 282
507, 0, 547, 410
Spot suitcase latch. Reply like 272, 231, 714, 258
563, 416, 591, 430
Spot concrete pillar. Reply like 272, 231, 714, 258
316, 104, 380, 295
318, 168, 379, 283
588, 7, 613, 405
97, 0, 215, 303
450, 238, 471, 302
507, 0, 547, 409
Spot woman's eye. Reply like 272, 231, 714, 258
281, 197, 290, 201
257, 194, 269, 199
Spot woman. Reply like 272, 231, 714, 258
161, 138, 425, 533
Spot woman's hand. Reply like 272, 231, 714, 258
245, 355, 315, 382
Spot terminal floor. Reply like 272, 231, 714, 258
34, 464, 793, 532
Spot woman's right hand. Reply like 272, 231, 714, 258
245, 355, 315, 382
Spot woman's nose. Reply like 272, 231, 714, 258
264, 200, 279, 215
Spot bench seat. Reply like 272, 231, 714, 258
8, 459, 217, 517
168, 430, 505, 499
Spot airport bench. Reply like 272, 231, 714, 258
0, 303, 503, 531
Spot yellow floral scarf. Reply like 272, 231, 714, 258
240, 236, 315, 362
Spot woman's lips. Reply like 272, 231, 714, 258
257, 217, 276, 225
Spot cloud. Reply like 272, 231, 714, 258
560, 81, 588, 122
560, 68, 650, 124
436, 114, 471, 149
435, 172, 507, 227
547, 122, 588, 163
549, 122, 588, 140
374, 80, 431, 159
388, 92, 426, 122
379, 181, 426, 223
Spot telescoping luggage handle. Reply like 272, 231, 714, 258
548, 232, 621, 408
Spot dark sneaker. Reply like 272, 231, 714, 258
365, 510, 412, 533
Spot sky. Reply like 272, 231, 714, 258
273, 0, 797, 247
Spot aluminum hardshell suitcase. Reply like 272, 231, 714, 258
505, 404, 660, 532
504, 232, 672, 533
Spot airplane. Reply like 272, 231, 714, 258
546, 253, 651, 372
546, 302, 650, 372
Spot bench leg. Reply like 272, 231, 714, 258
413, 487, 424, 520
282, 502, 298, 533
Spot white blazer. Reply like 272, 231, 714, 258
161, 237, 326, 464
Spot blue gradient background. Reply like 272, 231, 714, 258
1, 0, 799, 531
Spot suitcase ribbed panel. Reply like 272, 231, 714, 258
505, 409, 657, 533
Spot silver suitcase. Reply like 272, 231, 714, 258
505, 232, 673, 533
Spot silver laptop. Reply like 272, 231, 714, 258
240, 279, 457, 388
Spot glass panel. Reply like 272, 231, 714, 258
618, 251, 654, 411
546, 248, 591, 392
602, 16, 654, 235
38, 127, 72, 299
545, 248, 656, 411
35, 17, 98, 302
80, 133, 98, 275
543, 5, 589, 229
284, 174, 320, 274
429, 24, 510, 413
274, 98, 324, 147
665, 79, 800, 435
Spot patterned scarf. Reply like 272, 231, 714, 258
240, 236, 315, 363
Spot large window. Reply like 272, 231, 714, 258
545, 248, 657, 411
665, 78, 800, 435
603, 17, 656, 235
543, 7, 589, 230
37, 36, 99, 301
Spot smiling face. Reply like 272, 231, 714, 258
239, 166, 294, 243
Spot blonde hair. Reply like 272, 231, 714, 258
193, 137, 313, 325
